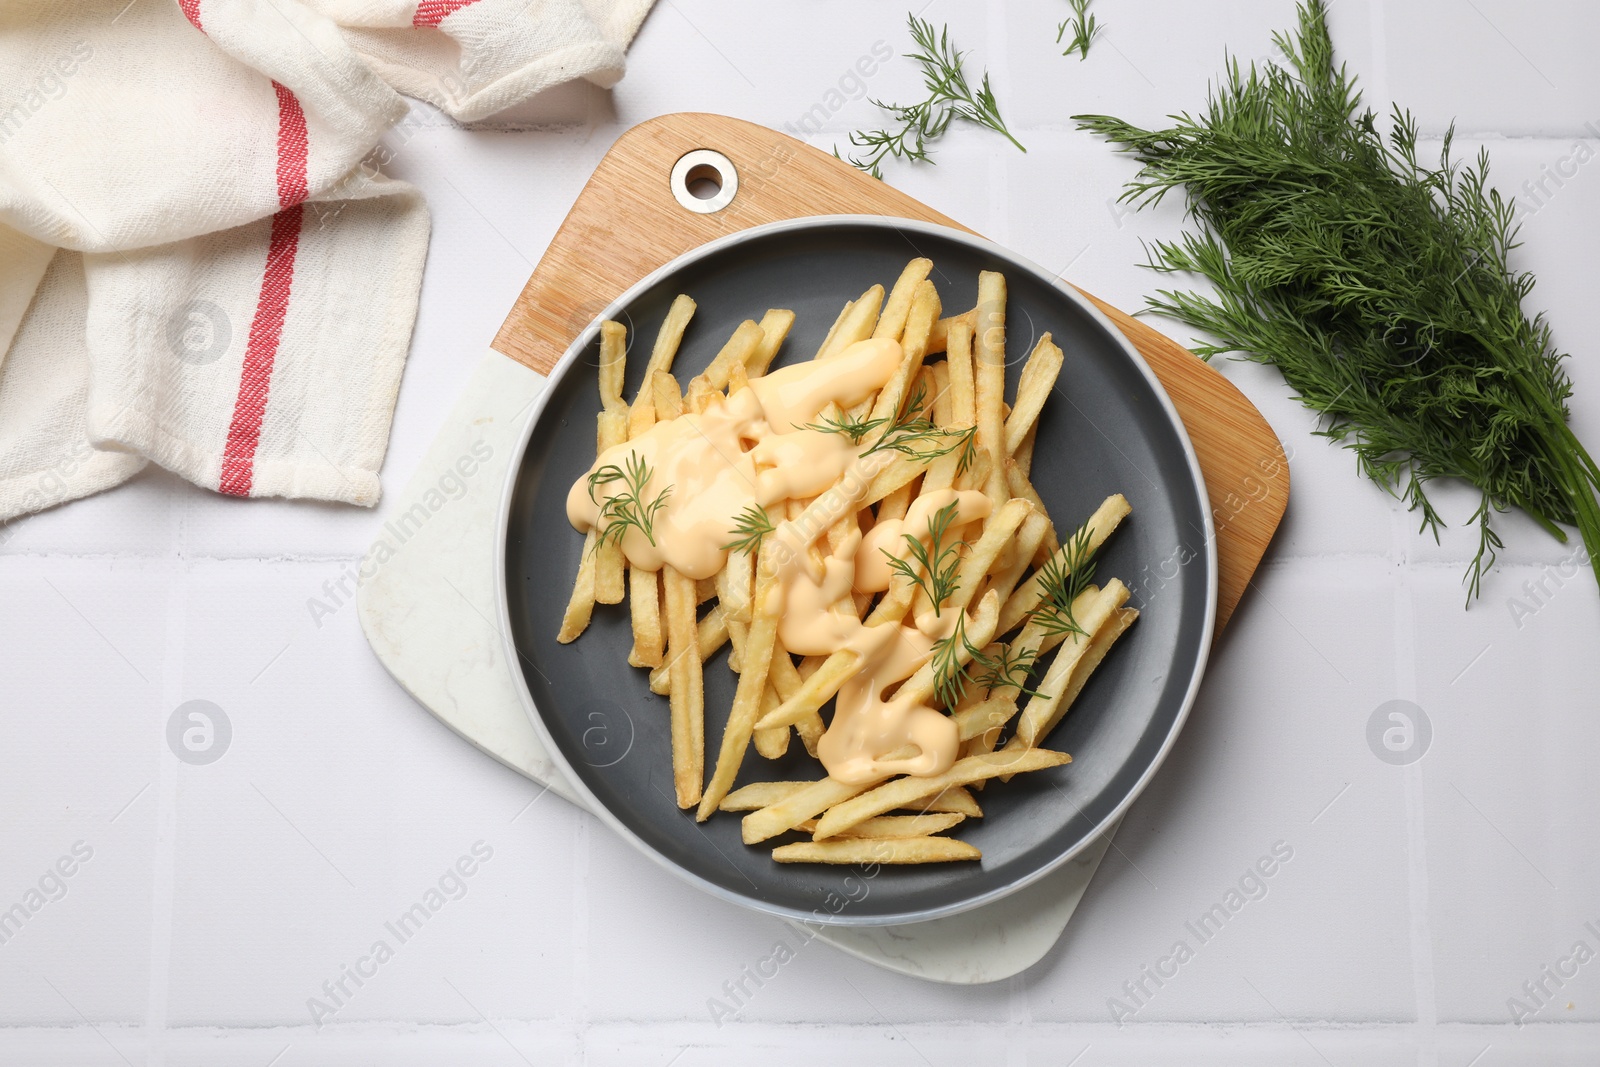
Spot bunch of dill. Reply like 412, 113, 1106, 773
1074, 0, 1600, 602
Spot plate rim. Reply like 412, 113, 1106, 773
495, 214, 1218, 926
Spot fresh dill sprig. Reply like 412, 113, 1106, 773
882, 500, 964, 615
931, 612, 976, 710
588, 451, 671, 549
806, 382, 979, 473
842, 15, 1025, 179
868, 382, 979, 472
974, 642, 1049, 700
800, 410, 887, 445
1030, 527, 1097, 638
933, 617, 1049, 708
1057, 0, 1100, 61
722, 503, 775, 554
1075, 0, 1600, 603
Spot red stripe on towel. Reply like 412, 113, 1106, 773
218, 83, 309, 497
219, 206, 301, 496
178, 0, 203, 30
272, 82, 309, 206
413, 0, 481, 28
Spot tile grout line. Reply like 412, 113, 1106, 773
1392, 506, 1439, 1067
574, 806, 591, 1064
142, 562, 187, 1065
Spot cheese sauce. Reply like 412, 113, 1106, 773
566, 337, 981, 782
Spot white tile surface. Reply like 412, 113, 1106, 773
4, 0, 1600, 1061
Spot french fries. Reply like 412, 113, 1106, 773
663, 566, 703, 808
772, 837, 981, 864
559, 261, 1143, 867
812, 749, 1072, 841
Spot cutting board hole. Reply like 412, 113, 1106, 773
685, 164, 722, 199
671, 149, 738, 214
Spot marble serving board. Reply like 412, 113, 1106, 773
356, 349, 1116, 983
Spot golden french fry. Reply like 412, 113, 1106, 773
649, 603, 728, 695
946, 320, 976, 427
875, 479, 915, 523
748, 309, 795, 377
663, 566, 704, 808
558, 528, 599, 642
817, 284, 885, 359
1016, 606, 1138, 752
628, 294, 695, 437
930, 361, 953, 428
984, 501, 1052, 612
953, 694, 1020, 743
864, 279, 940, 429
651, 370, 683, 420
919, 439, 965, 497
993, 583, 1098, 695
727, 359, 750, 396
771, 836, 981, 864
1009, 580, 1130, 751
716, 545, 754, 626
955, 445, 992, 496
1005, 334, 1063, 455
915, 365, 938, 417
861, 451, 932, 505
699, 547, 781, 819
742, 776, 881, 844
768, 645, 803, 699
753, 687, 791, 759
768, 645, 823, 756
1005, 461, 1059, 559
905, 785, 983, 818
873, 258, 934, 342
725, 614, 746, 674
703, 319, 765, 391
894, 590, 1000, 712
814, 298, 854, 361
792, 711, 823, 758
721, 780, 807, 812
685, 374, 716, 414
563, 321, 631, 636
813, 748, 1070, 840
796, 812, 964, 838
755, 647, 862, 732
928, 307, 977, 354
951, 500, 1031, 615
973, 271, 1009, 509
696, 576, 717, 604
998, 494, 1131, 635
1015, 423, 1037, 479
598, 320, 628, 415
593, 410, 629, 605
626, 565, 663, 668
959, 685, 1020, 768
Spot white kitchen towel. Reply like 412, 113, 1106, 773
0, 0, 653, 521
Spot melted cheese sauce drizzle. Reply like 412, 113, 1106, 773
567, 338, 982, 782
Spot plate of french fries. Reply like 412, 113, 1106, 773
498, 217, 1215, 925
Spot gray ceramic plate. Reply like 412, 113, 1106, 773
497, 216, 1215, 925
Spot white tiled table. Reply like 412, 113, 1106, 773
5, 2, 1599, 1063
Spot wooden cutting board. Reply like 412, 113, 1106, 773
493, 112, 1286, 630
